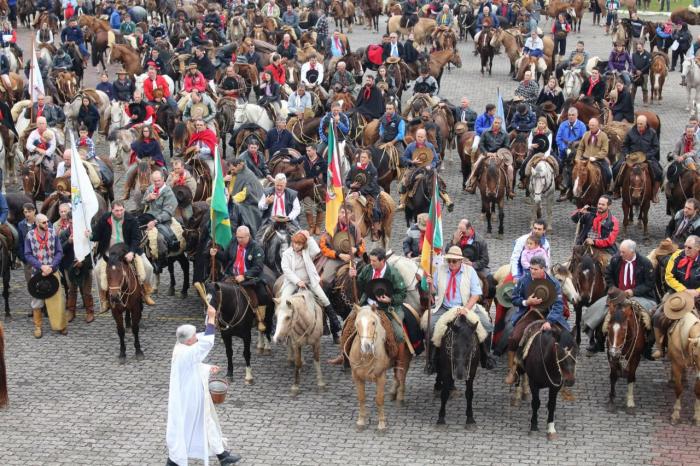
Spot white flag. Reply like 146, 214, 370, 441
30, 42, 45, 102
70, 131, 99, 262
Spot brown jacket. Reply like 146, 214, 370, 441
576, 130, 609, 161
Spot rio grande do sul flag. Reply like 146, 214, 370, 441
420, 174, 443, 278
324, 123, 344, 237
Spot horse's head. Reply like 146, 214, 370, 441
571, 159, 590, 198
272, 293, 308, 343
484, 156, 500, 199
573, 252, 598, 304
106, 243, 130, 307
530, 160, 553, 204
137, 159, 154, 193
628, 164, 647, 203
448, 48, 462, 68
553, 263, 580, 305
553, 329, 578, 387
606, 301, 633, 361
510, 134, 528, 166
448, 314, 479, 381
355, 305, 383, 354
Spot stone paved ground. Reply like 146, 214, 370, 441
1, 11, 700, 466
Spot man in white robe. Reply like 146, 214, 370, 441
166, 305, 241, 466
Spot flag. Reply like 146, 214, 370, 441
70, 131, 99, 262
420, 174, 443, 283
324, 123, 344, 237
496, 88, 505, 122
210, 146, 232, 249
30, 41, 44, 102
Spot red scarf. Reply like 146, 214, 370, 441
446, 269, 458, 301
188, 130, 217, 157
587, 78, 599, 96
153, 186, 160, 195
684, 135, 695, 154
357, 163, 368, 170
250, 150, 259, 165
591, 211, 608, 237
36, 105, 44, 118
459, 229, 474, 248
372, 267, 382, 279
34, 228, 50, 252
363, 85, 371, 100
234, 245, 246, 276
57, 219, 71, 236
174, 172, 187, 186
677, 255, 697, 281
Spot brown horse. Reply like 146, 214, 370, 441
571, 158, 605, 209
347, 191, 396, 250
106, 244, 144, 362
492, 28, 523, 77
569, 245, 607, 344
433, 26, 458, 51
478, 153, 507, 236
457, 130, 476, 190
33, 11, 59, 33
546, 0, 585, 31
331, 0, 355, 33
604, 297, 648, 415
0, 73, 23, 107
361, 0, 382, 32
670, 8, 700, 26
0, 321, 6, 408
667, 311, 700, 425
109, 44, 143, 76
477, 28, 495, 76
667, 168, 700, 217
53, 71, 79, 104
287, 116, 322, 148
330, 91, 355, 112
650, 52, 668, 104
432, 104, 455, 160
620, 161, 652, 238
428, 48, 462, 84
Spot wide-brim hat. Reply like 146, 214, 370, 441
664, 291, 695, 320
654, 238, 678, 257
116, 68, 129, 75
444, 245, 464, 261
455, 122, 468, 134
271, 215, 290, 223
570, 54, 585, 65
54, 176, 70, 192
386, 56, 401, 64
172, 185, 193, 207
495, 281, 515, 308
531, 132, 551, 154
525, 278, 557, 311
607, 287, 626, 305
366, 277, 394, 301
187, 62, 198, 69
353, 172, 367, 186
412, 147, 432, 167
627, 151, 646, 164
28, 273, 59, 300
332, 230, 352, 254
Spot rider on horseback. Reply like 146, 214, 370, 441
574, 117, 612, 191
140, 170, 182, 263
519, 116, 557, 192
555, 107, 586, 201
612, 115, 662, 203
59, 17, 88, 67
239, 139, 274, 183
346, 149, 383, 239
0, 52, 11, 97
25, 117, 56, 196
666, 125, 700, 198
410, 67, 440, 107
401, 0, 420, 29
571, 195, 619, 268
465, 116, 515, 198
258, 173, 301, 229
318, 203, 366, 291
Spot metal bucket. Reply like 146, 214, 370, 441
209, 379, 229, 404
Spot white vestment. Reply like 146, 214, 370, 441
166, 332, 227, 466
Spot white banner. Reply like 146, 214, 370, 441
70, 132, 99, 262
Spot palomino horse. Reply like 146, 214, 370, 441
347, 192, 396, 250
0, 72, 23, 107
650, 52, 668, 104
387, 17, 437, 45
109, 44, 143, 76
529, 159, 556, 227
477, 28, 495, 76
604, 298, 648, 415
522, 326, 578, 440
105, 244, 145, 362
569, 246, 607, 344
478, 153, 507, 236
435, 314, 481, 427
620, 160, 652, 239
0, 126, 18, 187
681, 58, 700, 113
428, 48, 462, 84
349, 305, 393, 432
571, 158, 606, 209
272, 291, 326, 396
667, 311, 700, 425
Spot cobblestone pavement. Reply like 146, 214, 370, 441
1, 13, 700, 466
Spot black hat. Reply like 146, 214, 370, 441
172, 185, 193, 207
525, 278, 557, 311
366, 277, 394, 301
28, 273, 60, 300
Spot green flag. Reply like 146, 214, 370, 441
211, 147, 232, 249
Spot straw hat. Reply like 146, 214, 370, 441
663, 291, 695, 320
412, 146, 433, 168
386, 56, 401, 64
444, 246, 464, 260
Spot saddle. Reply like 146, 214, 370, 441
515, 316, 547, 367
424, 306, 488, 348
602, 299, 653, 335
143, 217, 185, 260
625, 151, 647, 168
404, 166, 430, 198
400, 13, 418, 29
341, 306, 399, 360
525, 153, 559, 178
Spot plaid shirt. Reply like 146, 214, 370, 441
315, 15, 328, 36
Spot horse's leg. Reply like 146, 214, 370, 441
291, 344, 302, 396
263, 304, 273, 354
167, 260, 176, 296
396, 345, 410, 405
546, 387, 559, 441
376, 372, 387, 432
607, 362, 619, 413
529, 382, 540, 433
257, 329, 265, 353
465, 373, 476, 428
133, 308, 144, 360
670, 360, 684, 425
314, 341, 326, 389
622, 201, 630, 235
243, 331, 253, 385
484, 200, 492, 234
354, 376, 368, 431
222, 333, 234, 379
574, 303, 582, 345
693, 377, 700, 426
179, 255, 189, 297
113, 311, 127, 362
625, 353, 642, 415
498, 201, 505, 236
437, 371, 452, 425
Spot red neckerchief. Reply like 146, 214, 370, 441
587, 78, 599, 96
234, 245, 246, 276
372, 267, 382, 279
58, 219, 71, 236
174, 172, 187, 186
446, 269, 459, 300
592, 211, 608, 236
34, 228, 50, 252
417, 142, 425, 148
385, 113, 392, 123
638, 128, 646, 135
684, 135, 695, 154
677, 254, 697, 281
283, 41, 290, 48
153, 186, 160, 195
338, 223, 348, 232
363, 85, 371, 100
459, 228, 474, 248
310, 63, 316, 70
250, 150, 259, 165
274, 191, 285, 214
590, 129, 599, 145
36, 105, 44, 118
357, 163, 368, 170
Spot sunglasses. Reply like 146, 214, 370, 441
446, 259, 461, 264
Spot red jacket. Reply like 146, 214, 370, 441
143, 75, 171, 101
264, 63, 286, 85
184, 71, 207, 93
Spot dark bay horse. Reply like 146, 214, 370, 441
155, 104, 180, 162
666, 168, 700, 216
571, 159, 605, 209
0, 321, 6, 408
0, 234, 11, 321
477, 28, 495, 76
457, 130, 475, 190
478, 154, 506, 235
523, 326, 578, 440
403, 167, 433, 226
605, 298, 646, 415
568, 246, 607, 344
436, 314, 480, 427
106, 244, 144, 362
621, 161, 652, 239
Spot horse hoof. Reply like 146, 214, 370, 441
287, 359, 295, 366
167, 287, 175, 297
693, 418, 700, 427
135, 352, 145, 361
176, 291, 187, 299
256, 347, 264, 355
317, 382, 327, 391
670, 416, 680, 425
495, 233, 503, 240
244, 377, 254, 386
118, 355, 126, 364
396, 398, 405, 407
4, 314, 11, 322
226, 371, 234, 381
625, 406, 636, 416
356, 422, 368, 432
262, 348, 272, 355
511, 397, 520, 407
436, 418, 446, 425
546, 432, 558, 441
464, 421, 477, 431
377, 423, 387, 433
290, 386, 300, 396
606, 402, 616, 413
528, 429, 538, 436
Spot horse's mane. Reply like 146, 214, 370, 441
555, 327, 577, 350
107, 243, 130, 266
173, 122, 189, 143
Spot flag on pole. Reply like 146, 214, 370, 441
30, 41, 45, 102
210, 146, 232, 249
70, 131, 99, 262
496, 88, 505, 123
420, 175, 443, 282
324, 123, 344, 237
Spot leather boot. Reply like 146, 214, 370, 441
479, 341, 497, 370
217, 451, 242, 465
99, 289, 110, 313
83, 283, 95, 323
66, 289, 77, 323
504, 351, 518, 385
631, 86, 637, 102
33, 308, 43, 338
305, 212, 315, 233
651, 327, 664, 359
314, 213, 324, 236
143, 283, 156, 306
324, 304, 341, 344
643, 91, 649, 105
255, 305, 267, 332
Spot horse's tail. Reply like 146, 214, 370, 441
656, 116, 661, 138
91, 36, 101, 67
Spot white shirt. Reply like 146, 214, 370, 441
300, 62, 324, 86
257, 189, 301, 221
56, 161, 69, 178
623, 255, 636, 288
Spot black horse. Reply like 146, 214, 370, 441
436, 314, 480, 427
403, 167, 433, 226
454, 2, 476, 42
522, 325, 578, 440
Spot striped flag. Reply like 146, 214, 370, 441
496, 88, 505, 123
420, 174, 443, 281
210, 147, 232, 249
30, 41, 44, 102
324, 123, 344, 237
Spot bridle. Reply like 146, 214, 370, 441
607, 305, 640, 370
107, 261, 139, 307
539, 332, 578, 388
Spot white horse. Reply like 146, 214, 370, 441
529, 159, 556, 228
63, 89, 112, 135
1, 47, 20, 73
561, 69, 584, 100
108, 101, 137, 167
682, 57, 700, 113
134, 73, 176, 98
38, 46, 53, 67
233, 102, 274, 131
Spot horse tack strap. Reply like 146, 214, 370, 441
403, 302, 420, 322
389, 308, 415, 356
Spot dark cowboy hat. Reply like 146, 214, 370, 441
664, 291, 695, 320
172, 185, 193, 207
332, 230, 352, 254
366, 277, 394, 301
531, 132, 551, 154
525, 278, 557, 311
28, 273, 60, 300
53, 176, 70, 192
607, 287, 626, 305
353, 171, 367, 186
495, 281, 516, 308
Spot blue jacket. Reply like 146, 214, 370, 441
110, 11, 122, 30
319, 112, 350, 143
512, 271, 570, 331
475, 112, 495, 136
0, 194, 7, 225
511, 110, 537, 133
555, 119, 586, 158
60, 26, 84, 45
476, 12, 499, 31
17, 219, 35, 264
402, 141, 439, 168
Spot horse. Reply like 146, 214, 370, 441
649, 52, 668, 104
53, 71, 79, 104
197, 281, 255, 384
109, 44, 143, 76
436, 314, 481, 427
0, 321, 6, 408
522, 327, 578, 440
0, 72, 23, 107
0, 230, 11, 321
477, 28, 495, 76
569, 246, 607, 345
428, 48, 462, 85
361, 0, 381, 32
0, 126, 18, 187
667, 311, 700, 425
330, 0, 355, 33
604, 299, 647, 415
349, 305, 393, 432
666, 168, 700, 217
347, 191, 395, 250
681, 57, 700, 113
105, 244, 144, 362
571, 158, 605, 209
561, 69, 584, 100
272, 290, 326, 396
387, 16, 436, 45
403, 166, 434, 226
478, 154, 507, 236
529, 159, 556, 227
63, 89, 111, 135
456, 2, 476, 42
620, 160, 652, 239
233, 102, 274, 132
155, 104, 179, 161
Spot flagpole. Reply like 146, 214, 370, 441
425, 170, 438, 374
29, 37, 34, 122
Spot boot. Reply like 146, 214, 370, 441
643, 91, 649, 106
99, 289, 110, 313
255, 305, 267, 332
585, 327, 598, 354
441, 192, 454, 212
504, 351, 518, 385
143, 282, 156, 306
305, 212, 315, 233
66, 290, 77, 323
631, 86, 637, 102
479, 341, 496, 370
652, 181, 660, 203
313, 213, 324, 235
324, 305, 341, 344
651, 328, 664, 360
556, 188, 571, 202
217, 450, 242, 465
83, 285, 95, 323
33, 308, 43, 338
